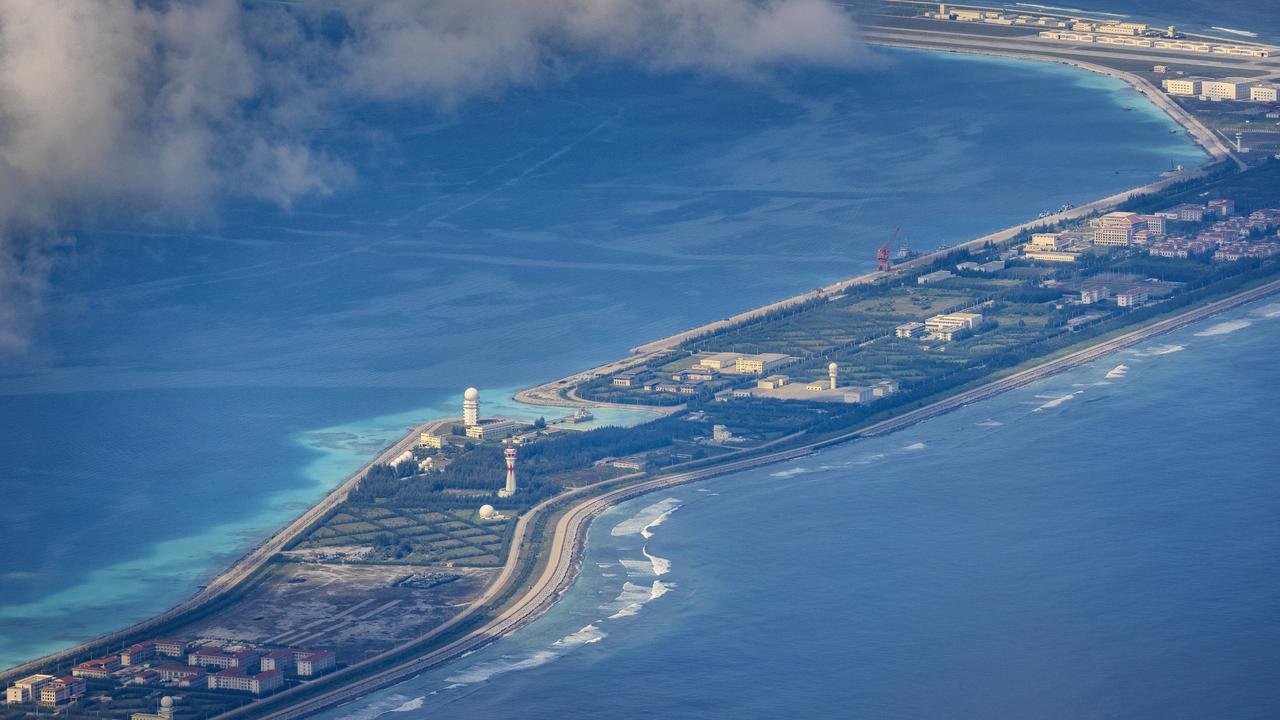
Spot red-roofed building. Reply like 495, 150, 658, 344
209, 668, 284, 695
152, 663, 208, 687
189, 648, 262, 671
72, 656, 121, 679
1116, 287, 1149, 307
122, 640, 158, 666
293, 650, 336, 677
38, 677, 85, 707
259, 649, 296, 673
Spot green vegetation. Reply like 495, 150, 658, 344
296, 506, 513, 566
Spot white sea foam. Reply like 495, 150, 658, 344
611, 497, 681, 538
1142, 343, 1185, 356
902, 442, 925, 451
1211, 26, 1257, 37
1034, 391, 1082, 411
976, 420, 1004, 428
337, 694, 422, 720
1105, 364, 1128, 379
390, 697, 427, 713
1195, 319, 1251, 337
643, 545, 671, 576
853, 452, 886, 465
1250, 303, 1280, 319
769, 466, 810, 478
552, 624, 607, 648
606, 580, 673, 619
446, 651, 559, 684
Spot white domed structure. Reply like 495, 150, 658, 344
828, 362, 839, 390
478, 504, 496, 520
161, 697, 174, 709
463, 387, 480, 426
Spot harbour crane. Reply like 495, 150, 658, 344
878, 226, 900, 272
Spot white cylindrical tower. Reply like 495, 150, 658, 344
500, 439, 517, 497
828, 362, 839, 390
463, 387, 480, 426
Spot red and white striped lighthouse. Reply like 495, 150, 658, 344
500, 439, 517, 497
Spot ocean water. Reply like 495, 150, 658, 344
322, 299, 1280, 720
0, 46, 1208, 668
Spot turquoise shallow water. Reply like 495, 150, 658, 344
323, 299, 1280, 720
0, 46, 1208, 668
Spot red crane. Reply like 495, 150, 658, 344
878, 226, 900, 272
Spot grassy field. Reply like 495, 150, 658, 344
296, 506, 514, 567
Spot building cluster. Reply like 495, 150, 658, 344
927, 3, 1271, 57
1162, 77, 1278, 102
896, 312, 984, 343
926, 5, 1072, 28
1041, 30, 1270, 57
1148, 205, 1280, 261
4, 674, 86, 709
1020, 201, 1280, 264
612, 351, 794, 396
6, 637, 338, 708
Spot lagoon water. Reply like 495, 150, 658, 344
324, 300, 1280, 720
0, 33, 1236, 692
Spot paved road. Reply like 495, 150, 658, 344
237, 277, 1280, 720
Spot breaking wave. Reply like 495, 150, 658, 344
902, 442, 925, 451
1105, 364, 1128, 379
611, 497, 681, 538
769, 466, 810, 478
607, 580, 673, 619
1034, 391, 1082, 411
1195, 320, 1251, 337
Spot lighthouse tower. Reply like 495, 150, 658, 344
828, 362, 839, 390
499, 439, 517, 498
463, 387, 480, 427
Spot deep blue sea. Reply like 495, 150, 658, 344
324, 301, 1280, 720
0, 14, 1271, 714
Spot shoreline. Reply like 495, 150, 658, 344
250, 276, 1280, 720
1, 28, 1267, 717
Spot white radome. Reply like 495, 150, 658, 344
161, 697, 174, 709
464, 387, 480, 400
828, 362, 838, 371
479, 504, 496, 520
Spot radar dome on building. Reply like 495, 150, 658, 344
161, 697, 174, 708
464, 387, 479, 400
479, 504, 496, 520
828, 362, 838, 371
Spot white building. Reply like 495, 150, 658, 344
463, 387, 480, 427
917, 270, 953, 285
1202, 78, 1249, 101
895, 321, 925, 338
6, 674, 54, 704
465, 418, 525, 440
1116, 287, 1149, 307
843, 387, 875, 404
1093, 212, 1146, 246
712, 425, 733, 442
1081, 285, 1111, 304
925, 312, 983, 332
1162, 77, 1203, 96
1251, 84, 1279, 102
734, 353, 792, 375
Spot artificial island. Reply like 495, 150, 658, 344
5, 3, 1280, 719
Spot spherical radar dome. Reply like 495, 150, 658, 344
161, 697, 174, 709
479, 504, 496, 520
828, 362, 839, 371
464, 387, 480, 400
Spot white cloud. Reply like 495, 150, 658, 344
0, 0, 864, 354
